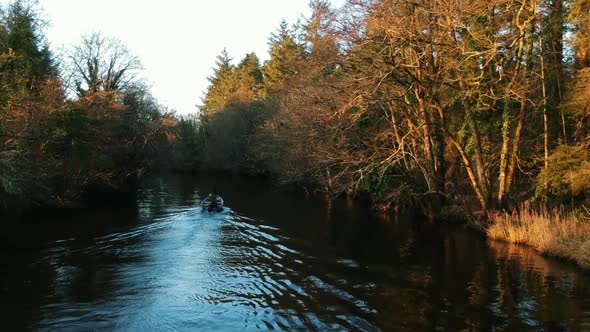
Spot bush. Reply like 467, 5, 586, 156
535, 145, 590, 201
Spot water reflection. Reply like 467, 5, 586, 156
487, 240, 590, 331
1, 174, 590, 331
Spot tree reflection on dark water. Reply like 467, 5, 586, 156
1, 174, 589, 331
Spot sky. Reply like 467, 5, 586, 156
15, 0, 344, 115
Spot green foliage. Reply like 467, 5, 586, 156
0, 151, 24, 196
564, 67, 590, 142
234, 53, 264, 101
170, 115, 204, 171
535, 145, 590, 200
201, 101, 274, 173
262, 21, 304, 91
0, 0, 55, 107
0, 0, 56, 82
0, 1, 173, 211
361, 165, 426, 209
203, 49, 236, 114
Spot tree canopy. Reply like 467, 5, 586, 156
187, 0, 590, 215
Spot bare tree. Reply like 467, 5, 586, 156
63, 32, 142, 96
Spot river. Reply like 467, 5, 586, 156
1, 174, 590, 331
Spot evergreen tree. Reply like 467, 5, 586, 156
233, 52, 263, 102
0, 0, 56, 98
202, 48, 236, 115
303, 0, 339, 58
262, 20, 304, 91
0, 0, 60, 208
4, 1, 55, 79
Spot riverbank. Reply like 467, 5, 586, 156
485, 205, 590, 270
0, 180, 140, 221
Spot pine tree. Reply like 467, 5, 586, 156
262, 20, 304, 91
303, 0, 339, 59
0, 0, 56, 96
233, 52, 263, 102
203, 49, 237, 115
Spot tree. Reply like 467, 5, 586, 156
567, 0, 590, 142
0, 0, 60, 209
0, 0, 56, 86
184, 0, 587, 215
63, 32, 142, 96
202, 48, 236, 115
199, 50, 274, 173
262, 20, 305, 91
233, 52, 263, 103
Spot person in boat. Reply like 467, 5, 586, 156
201, 192, 224, 212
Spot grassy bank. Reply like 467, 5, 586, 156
486, 205, 590, 269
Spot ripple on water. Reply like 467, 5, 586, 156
20, 179, 590, 332
336, 258, 361, 269
306, 276, 378, 315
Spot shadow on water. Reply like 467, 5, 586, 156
1, 173, 590, 331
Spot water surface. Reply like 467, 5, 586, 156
1, 174, 589, 331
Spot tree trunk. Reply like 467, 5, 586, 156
459, 78, 489, 207
449, 135, 488, 212
505, 97, 527, 195
541, 37, 549, 190
497, 102, 512, 205
389, 101, 411, 170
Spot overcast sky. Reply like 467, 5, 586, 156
21, 0, 344, 115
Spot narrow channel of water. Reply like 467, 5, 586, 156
1, 174, 589, 331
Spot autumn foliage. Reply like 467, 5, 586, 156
178, 0, 590, 221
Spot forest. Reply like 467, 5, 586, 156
0, 1, 589, 265
178, 0, 590, 266
185, 0, 589, 211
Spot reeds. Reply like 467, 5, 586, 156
487, 204, 590, 269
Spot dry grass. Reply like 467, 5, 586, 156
487, 204, 590, 269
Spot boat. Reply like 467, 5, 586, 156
201, 194, 224, 212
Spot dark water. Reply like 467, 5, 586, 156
2, 174, 590, 331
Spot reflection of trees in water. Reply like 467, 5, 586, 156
3, 224, 141, 328
354, 230, 590, 331
42, 224, 151, 303
20, 208, 147, 326
137, 175, 202, 218
0, 250, 56, 331
9, 174, 590, 331
485, 240, 590, 331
